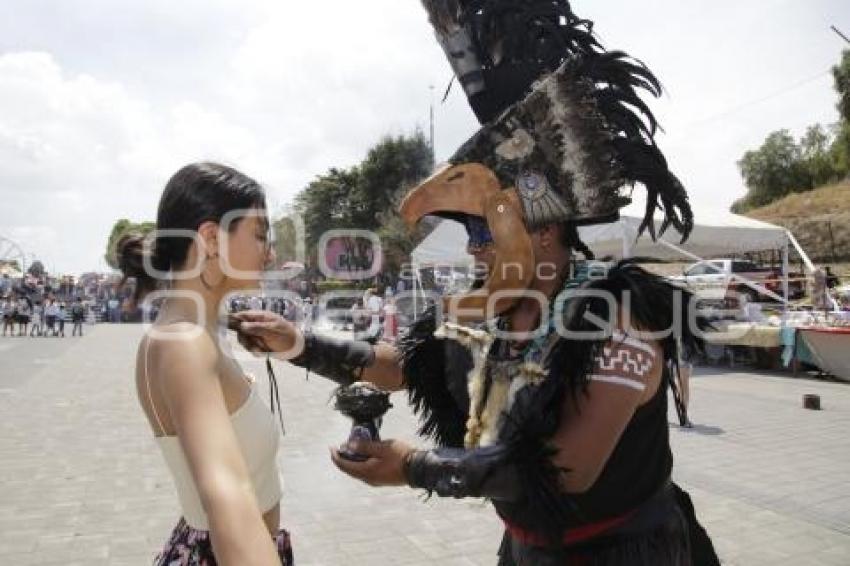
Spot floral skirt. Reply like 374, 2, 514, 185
154, 517, 294, 565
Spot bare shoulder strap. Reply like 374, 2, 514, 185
144, 336, 168, 437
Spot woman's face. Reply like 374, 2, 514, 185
221, 208, 275, 291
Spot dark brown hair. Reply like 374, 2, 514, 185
117, 162, 266, 307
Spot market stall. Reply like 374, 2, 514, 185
408, 212, 849, 380
795, 326, 850, 381
703, 321, 782, 348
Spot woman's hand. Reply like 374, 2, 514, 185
329, 439, 415, 487
228, 310, 305, 360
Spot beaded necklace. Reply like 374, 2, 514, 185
465, 267, 589, 448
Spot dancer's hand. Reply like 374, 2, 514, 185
228, 310, 305, 359
330, 439, 415, 487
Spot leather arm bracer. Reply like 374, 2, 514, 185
404, 444, 522, 502
289, 331, 376, 386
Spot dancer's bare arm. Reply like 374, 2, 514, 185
362, 342, 406, 391
548, 335, 664, 493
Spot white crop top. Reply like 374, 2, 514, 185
144, 338, 282, 530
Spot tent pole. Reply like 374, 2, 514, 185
782, 237, 790, 322
413, 267, 420, 318
657, 239, 702, 263
786, 230, 815, 273
621, 221, 633, 259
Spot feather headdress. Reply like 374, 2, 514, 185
420, 0, 692, 239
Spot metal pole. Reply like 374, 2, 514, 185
414, 267, 423, 318
832, 25, 850, 45
827, 220, 836, 263
429, 85, 436, 166
782, 237, 790, 322
620, 220, 634, 259
787, 230, 816, 273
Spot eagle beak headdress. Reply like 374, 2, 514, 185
400, 0, 693, 320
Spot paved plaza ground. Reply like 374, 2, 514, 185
1, 323, 849, 565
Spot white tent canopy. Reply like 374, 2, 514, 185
410, 220, 474, 267
411, 206, 790, 266
579, 204, 789, 260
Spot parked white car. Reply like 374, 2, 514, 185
670, 259, 804, 302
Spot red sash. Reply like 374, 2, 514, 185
503, 509, 635, 547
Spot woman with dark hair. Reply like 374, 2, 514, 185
117, 162, 293, 565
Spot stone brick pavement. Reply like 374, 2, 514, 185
1, 324, 849, 565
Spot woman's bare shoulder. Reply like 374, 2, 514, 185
141, 323, 219, 382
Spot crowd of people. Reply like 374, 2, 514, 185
0, 295, 88, 337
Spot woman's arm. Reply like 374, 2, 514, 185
231, 311, 406, 392
152, 326, 281, 566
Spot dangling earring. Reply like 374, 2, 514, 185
200, 253, 225, 290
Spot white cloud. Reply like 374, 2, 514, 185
0, 50, 293, 273
0, 52, 155, 273
0, 0, 847, 274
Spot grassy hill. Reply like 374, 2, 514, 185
744, 181, 850, 263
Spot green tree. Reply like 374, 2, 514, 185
830, 122, 850, 179
377, 193, 422, 276
834, 49, 850, 124
830, 50, 850, 180
104, 219, 155, 270
736, 130, 812, 211
357, 132, 433, 274
801, 124, 841, 187
354, 131, 433, 228
295, 167, 362, 248
291, 132, 433, 274
272, 209, 301, 266
734, 51, 850, 213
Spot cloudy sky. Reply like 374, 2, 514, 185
1, 0, 848, 274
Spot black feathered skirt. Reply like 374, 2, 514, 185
497, 510, 690, 566
497, 484, 718, 566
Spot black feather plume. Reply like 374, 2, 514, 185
421, 0, 464, 35
420, 0, 693, 241
398, 308, 472, 448
571, 50, 693, 241
612, 138, 693, 241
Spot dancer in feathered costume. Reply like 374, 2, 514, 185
233, 1, 719, 563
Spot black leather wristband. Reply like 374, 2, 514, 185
404, 445, 522, 502
289, 331, 376, 386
